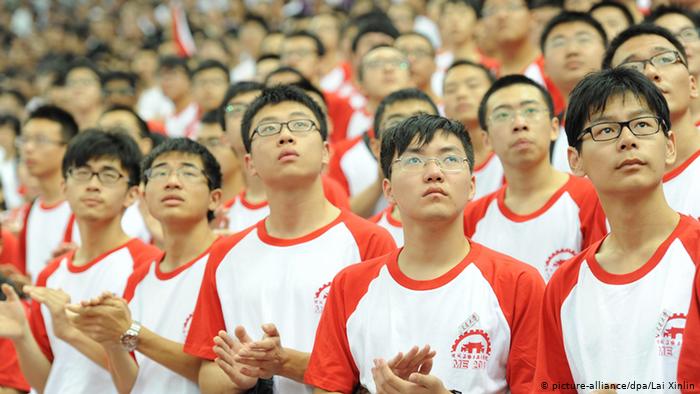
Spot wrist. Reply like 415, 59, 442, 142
119, 320, 141, 352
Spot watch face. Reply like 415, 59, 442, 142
121, 334, 138, 352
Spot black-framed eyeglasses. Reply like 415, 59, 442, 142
144, 165, 209, 183
15, 135, 67, 149
68, 167, 126, 185
252, 119, 318, 138
618, 50, 686, 73
225, 103, 248, 118
392, 154, 470, 173
578, 115, 665, 142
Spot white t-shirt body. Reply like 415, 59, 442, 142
663, 149, 700, 219
369, 205, 403, 247
22, 200, 73, 281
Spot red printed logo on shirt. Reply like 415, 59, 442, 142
451, 329, 492, 369
183, 313, 194, 336
655, 312, 686, 357
314, 282, 332, 313
544, 248, 576, 280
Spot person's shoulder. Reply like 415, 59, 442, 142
332, 253, 393, 291
466, 188, 501, 213
208, 225, 258, 260
473, 242, 542, 280
564, 174, 598, 200
339, 210, 393, 236
125, 239, 162, 264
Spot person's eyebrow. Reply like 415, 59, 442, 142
588, 109, 655, 123
620, 46, 675, 64
150, 162, 200, 169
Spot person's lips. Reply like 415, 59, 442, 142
511, 138, 533, 149
423, 187, 447, 197
161, 194, 185, 205
278, 149, 300, 161
616, 157, 646, 169
80, 197, 103, 206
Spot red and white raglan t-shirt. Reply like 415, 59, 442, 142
473, 152, 505, 200
369, 205, 403, 247
29, 239, 160, 394
345, 108, 373, 142
464, 175, 607, 282
164, 103, 200, 138
123, 247, 212, 394
0, 302, 30, 392
184, 211, 395, 394
534, 215, 700, 393
222, 177, 350, 232
18, 199, 74, 281
305, 244, 545, 394
663, 149, 700, 219
678, 262, 700, 390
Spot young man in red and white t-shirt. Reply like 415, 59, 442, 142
184, 86, 395, 394
0, 130, 160, 394
465, 75, 607, 282
329, 87, 439, 220
67, 138, 225, 394
443, 60, 504, 200
604, 24, 700, 219
306, 114, 545, 393
16, 106, 80, 282
534, 67, 700, 391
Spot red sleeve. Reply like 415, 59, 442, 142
326, 137, 362, 196
567, 177, 608, 249
532, 252, 586, 393
341, 211, 396, 261
463, 191, 499, 237
325, 92, 354, 146
678, 265, 700, 392
322, 176, 350, 210
0, 230, 20, 273
28, 258, 63, 362
16, 202, 33, 276
183, 230, 252, 359
122, 260, 157, 302
476, 247, 545, 394
0, 337, 30, 391
63, 214, 76, 243
126, 239, 162, 270
305, 258, 385, 393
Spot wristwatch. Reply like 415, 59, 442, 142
119, 321, 141, 352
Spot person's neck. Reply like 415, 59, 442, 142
73, 215, 130, 266
160, 218, 217, 272
390, 204, 401, 222
264, 177, 340, 238
242, 168, 268, 203
366, 97, 380, 115
399, 213, 470, 280
670, 109, 700, 169
498, 39, 539, 75
172, 95, 193, 113
690, 95, 700, 126
504, 158, 565, 200
452, 40, 480, 61
221, 171, 244, 202
464, 120, 492, 168
37, 172, 64, 206
74, 106, 102, 129
599, 185, 679, 258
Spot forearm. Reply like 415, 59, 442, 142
349, 181, 383, 218
12, 334, 51, 393
137, 327, 201, 383
103, 345, 138, 394
199, 360, 247, 394
280, 348, 310, 384
58, 327, 109, 369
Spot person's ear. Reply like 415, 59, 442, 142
208, 188, 223, 213
568, 146, 586, 177
244, 153, 258, 178
123, 185, 140, 209
665, 130, 677, 170
382, 178, 396, 205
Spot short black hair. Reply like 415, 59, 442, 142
591, 1, 635, 27
102, 105, 150, 138
26, 105, 79, 141
192, 59, 230, 82
478, 75, 555, 131
290, 78, 328, 107
240, 85, 328, 154
444, 60, 496, 89
264, 66, 306, 85
0, 88, 27, 106
540, 11, 608, 53
351, 21, 400, 53
218, 81, 265, 129
201, 110, 221, 125
440, 0, 481, 18
374, 88, 439, 138
0, 114, 21, 136
159, 55, 191, 78
243, 13, 270, 33
102, 71, 138, 90
257, 53, 281, 63
285, 30, 326, 57
566, 67, 671, 150
65, 58, 102, 84
380, 114, 474, 179
396, 31, 435, 53
602, 24, 687, 69
62, 129, 143, 187
141, 138, 222, 221
645, 5, 700, 27
530, 0, 563, 9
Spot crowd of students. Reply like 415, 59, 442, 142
1, 0, 700, 393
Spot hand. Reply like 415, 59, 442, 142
372, 358, 450, 394
51, 242, 78, 259
23, 286, 75, 341
0, 265, 31, 289
235, 323, 286, 379
213, 327, 258, 390
0, 284, 29, 340
386, 345, 435, 380
66, 294, 132, 346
